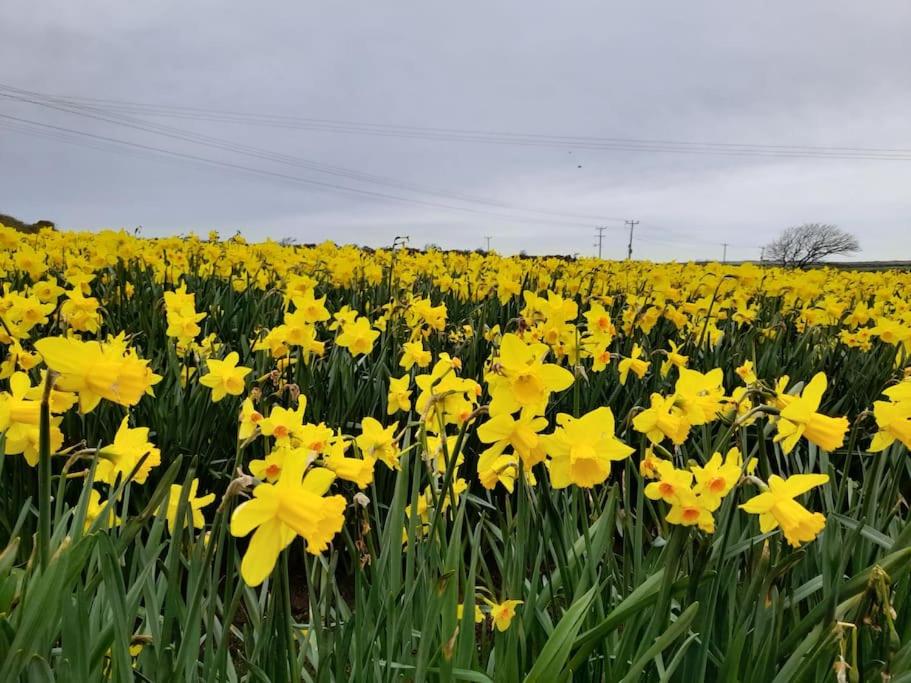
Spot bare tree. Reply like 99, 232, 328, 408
765, 223, 859, 268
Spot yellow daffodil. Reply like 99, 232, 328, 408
35, 337, 161, 413
486, 333, 573, 416
674, 368, 725, 426
457, 603, 485, 624
774, 373, 849, 454
238, 397, 265, 441
660, 340, 689, 377
325, 448, 376, 488
259, 403, 307, 444
249, 448, 290, 483
584, 302, 616, 342
644, 460, 693, 505
639, 448, 665, 479
290, 290, 330, 324
230, 463, 345, 586
485, 598, 523, 632
97, 416, 161, 485
84, 489, 121, 531
542, 407, 633, 488
633, 393, 690, 445
336, 316, 379, 357
665, 487, 716, 533
199, 352, 252, 402
399, 341, 432, 371
159, 479, 215, 534
477, 442, 518, 492
356, 417, 399, 469
618, 343, 649, 385
477, 409, 548, 468
387, 374, 412, 415
869, 394, 911, 451
735, 360, 757, 384
0, 373, 65, 465
692, 447, 742, 508
740, 474, 829, 547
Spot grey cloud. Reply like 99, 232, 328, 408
1, 1, 909, 260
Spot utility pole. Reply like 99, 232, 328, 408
594, 226, 607, 259
759, 246, 766, 264
722, 242, 729, 263
625, 220, 639, 260
484, 235, 492, 252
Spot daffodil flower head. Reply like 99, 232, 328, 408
632, 393, 690, 446
692, 447, 742, 508
644, 460, 694, 505
477, 408, 548, 468
740, 473, 829, 547
97, 416, 161, 485
665, 487, 716, 533
673, 368, 725, 426
199, 352, 252, 402
356, 417, 399, 469
387, 374, 412, 415
774, 373, 849, 454
486, 333, 573, 417
477, 441, 518, 493
230, 461, 346, 586
618, 343, 649, 385
159, 479, 215, 534
484, 598, 523, 632
542, 407, 634, 488
35, 336, 161, 413
336, 316, 379, 357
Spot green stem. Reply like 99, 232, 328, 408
37, 371, 57, 571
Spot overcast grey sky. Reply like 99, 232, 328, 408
2, 1, 910, 260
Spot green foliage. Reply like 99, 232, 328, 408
0, 248, 910, 681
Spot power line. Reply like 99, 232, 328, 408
0, 84, 779, 253
0, 86, 633, 226
0, 112, 606, 229
0, 112, 632, 231
2, 83, 910, 161
7, 113, 740, 253
1, 120, 767, 259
